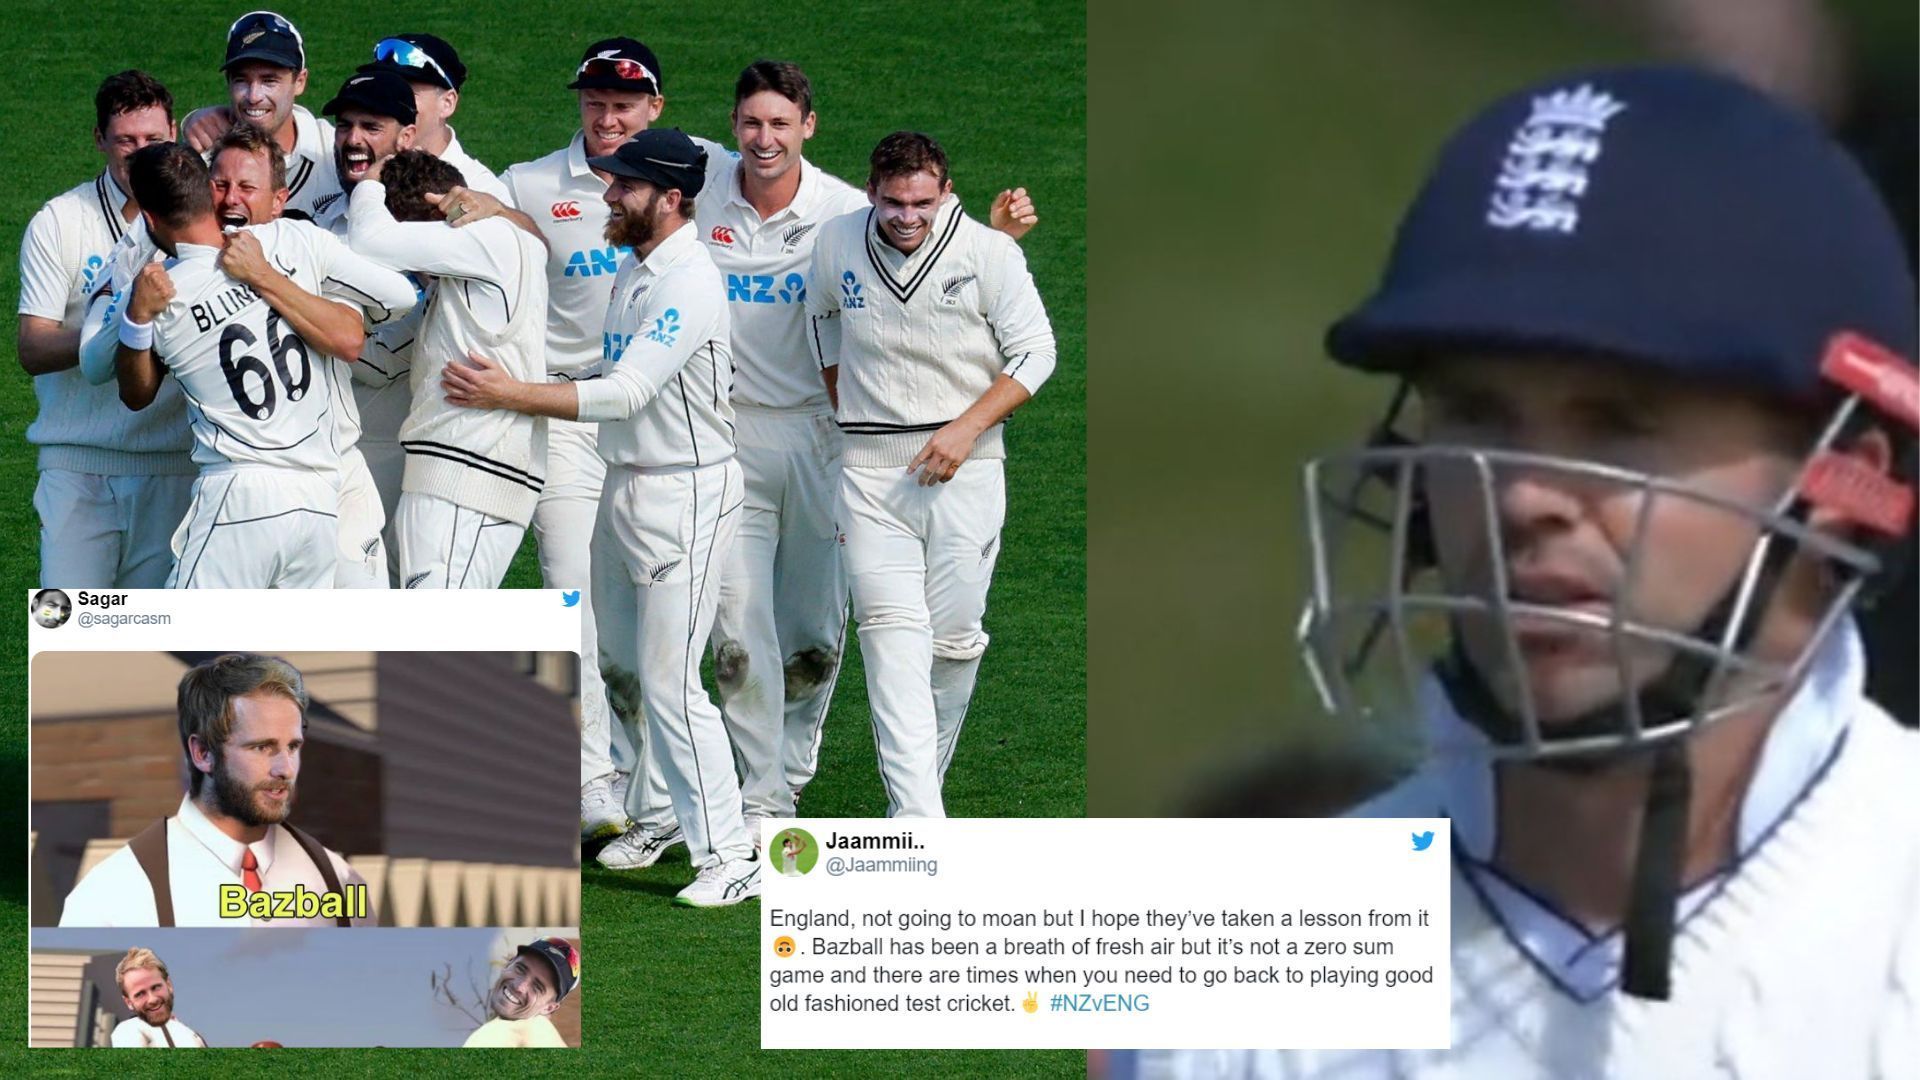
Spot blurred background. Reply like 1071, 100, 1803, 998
31, 651, 581, 927
30, 926, 580, 1047
1088, 0, 1916, 815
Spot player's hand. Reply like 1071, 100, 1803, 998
907, 420, 981, 486
218, 230, 274, 288
428, 187, 507, 228
182, 106, 236, 154
441, 350, 514, 409
127, 263, 175, 325
990, 188, 1038, 240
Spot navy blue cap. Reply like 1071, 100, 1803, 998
223, 10, 305, 72
569, 38, 662, 95
323, 67, 418, 125
1328, 65, 1917, 400
587, 127, 707, 198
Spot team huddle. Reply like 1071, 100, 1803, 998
20, 12, 1056, 906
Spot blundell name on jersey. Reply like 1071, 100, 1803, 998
188, 283, 263, 334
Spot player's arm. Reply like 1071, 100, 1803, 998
17, 206, 80, 375
219, 231, 366, 359
802, 244, 843, 409
348, 181, 520, 280
431, 188, 546, 247
442, 354, 581, 419
907, 241, 1056, 485
115, 263, 174, 411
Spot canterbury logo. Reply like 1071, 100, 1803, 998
711, 225, 735, 245
551, 201, 582, 220
781, 223, 816, 251
646, 560, 680, 585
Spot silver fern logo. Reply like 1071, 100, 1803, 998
781, 223, 816, 252
645, 560, 680, 585
940, 274, 976, 306
1486, 84, 1625, 235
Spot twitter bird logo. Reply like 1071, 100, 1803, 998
562, 590, 581, 608
1412, 831, 1434, 852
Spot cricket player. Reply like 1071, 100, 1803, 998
443, 129, 760, 907
61, 654, 373, 926
20, 70, 193, 589
181, 11, 340, 218
111, 142, 414, 588
486, 37, 728, 849
463, 936, 578, 1048
110, 948, 208, 1048
347, 149, 549, 588
700, 61, 1041, 836
1137, 66, 1920, 1078
805, 132, 1057, 818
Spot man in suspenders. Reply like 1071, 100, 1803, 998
58, 654, 371, 927
109, 948, 209, 1047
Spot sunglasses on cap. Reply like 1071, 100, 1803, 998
228, 10, 305, 59
373, 38, 453, 86
578, 56, 657, 87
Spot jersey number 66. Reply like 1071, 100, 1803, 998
220, 312, 311, 420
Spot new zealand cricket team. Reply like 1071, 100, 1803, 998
21, 13, 1057, 907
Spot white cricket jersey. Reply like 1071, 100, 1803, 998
697, 159, 868, 409
576, 221, 734, 469
805, 198, 1058, 468
501, 131, 733, 376
60, 795, 372, 928
148, 219, 409, 471
1138, 623, 1920, 1079
279, 104, 341, 219
110, 1016, 208, 1048
439, 126, 510, 202
347, 180, 550, 525
19, 173, 193, 474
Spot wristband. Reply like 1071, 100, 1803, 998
118, 316, 155, 351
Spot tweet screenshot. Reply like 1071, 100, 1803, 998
28, 591, 585, 1048
760, 818, 1449, 1050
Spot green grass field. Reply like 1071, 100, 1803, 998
2, 1, 1084, 1073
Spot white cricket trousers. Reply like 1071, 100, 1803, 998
712, 405, 848, 818
166, 465, 339, 588
333, 448, 390, 588
840, 458, 1005, 818
540, 416, 630, 788
392, 492, 524, 589
595, 458, 749, 867
36, 469, 194, 587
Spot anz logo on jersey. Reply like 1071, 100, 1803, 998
564, 244, 633, 277
840, 270, 866, 310
604, 331, 632, 362
79, 254, 105, 295
644, 308, 681, 347
727, 273, 806, 305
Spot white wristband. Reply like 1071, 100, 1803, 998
118, 316, 154, 351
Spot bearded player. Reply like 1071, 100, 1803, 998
109, 948, 208, 1048
61, 654, 372, 926
1135, 66, 1920, 1079
463, 936, 578, 1048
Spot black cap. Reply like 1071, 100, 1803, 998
365, 33, 466, 91
322, 68, 418, 125
567, 38, 662, 95
223, 10, 305, 72
586, 128, 708, 198
516, 937, 579, 1002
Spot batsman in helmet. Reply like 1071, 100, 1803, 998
1143, 63, 1919, 1078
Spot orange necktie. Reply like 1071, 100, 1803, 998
242, 849, 262, 893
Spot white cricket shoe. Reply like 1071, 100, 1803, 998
674, 856, 763, 907
581, 776, 628, 842
596, 823, 685, 870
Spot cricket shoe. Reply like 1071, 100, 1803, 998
581, 776, 628, 842
596, 823, 685, 870
674, 855, 763, 907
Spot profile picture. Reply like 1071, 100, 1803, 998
772, 828, 817, 877
32, 589, 71, 629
